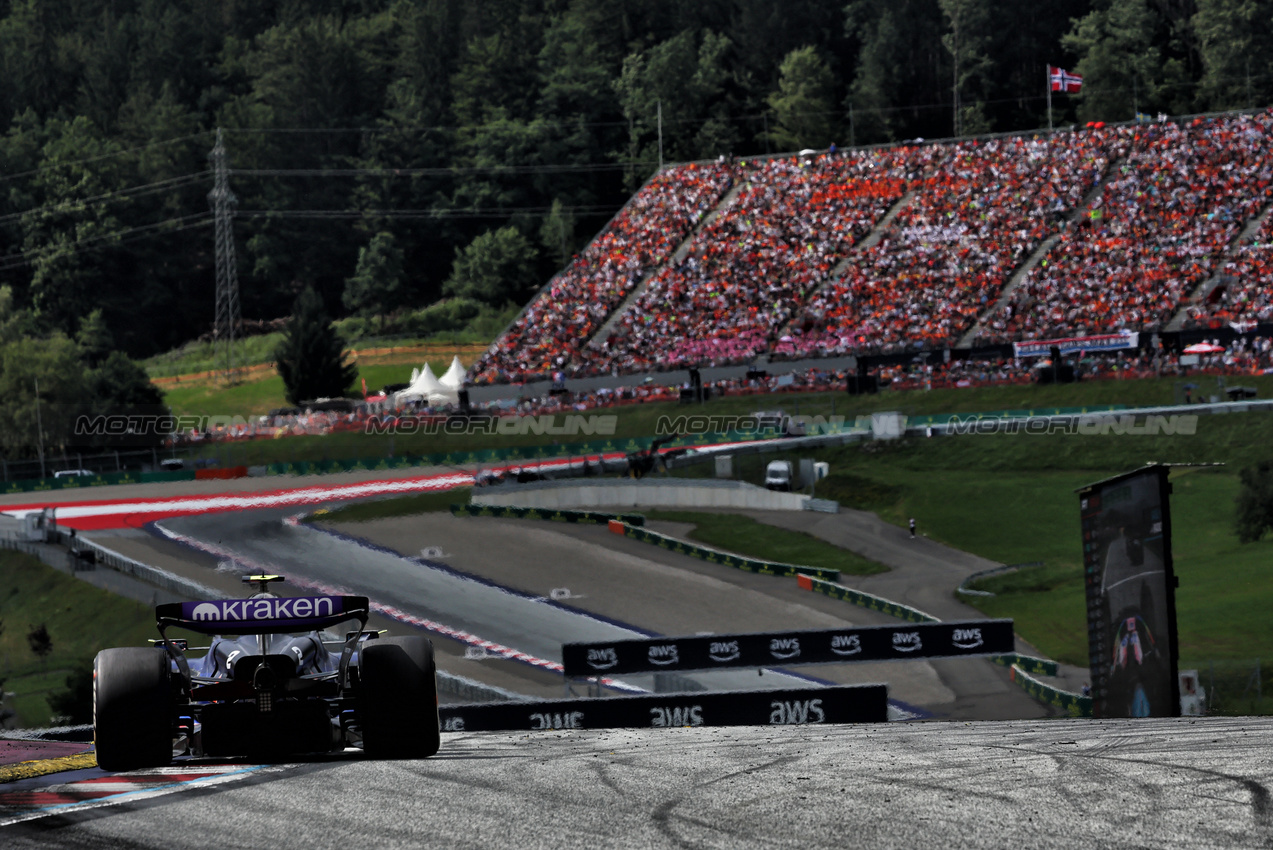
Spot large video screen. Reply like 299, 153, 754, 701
1079, 466, 1180, 717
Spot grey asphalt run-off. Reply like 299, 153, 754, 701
5, 717, 1271, 848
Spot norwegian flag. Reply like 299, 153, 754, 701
1050, 66, 1083, 94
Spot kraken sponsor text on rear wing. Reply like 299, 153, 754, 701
156, 596, 371, 636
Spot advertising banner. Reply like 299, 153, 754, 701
561, 620, 1014, 677
1013, 332, 1138, 359
436, 684, 889, 732
1078, 465, 1180, 717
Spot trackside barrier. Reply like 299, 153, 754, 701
451, 503, 645, 526
956, 560, 1045, 597
256, 420, 864, 478
0, 469, 196, 495
991, 653, 1059, 677
436, 671, 530, 703
436, 684, 888, 732
69, 535, 223, 601
562, 621, 1015, 677
908, 404, 1127, 427
1009, 665, 1092, 717
795, 573, 936, 623
794, 575, 1067, 684
608, 521, 840, 582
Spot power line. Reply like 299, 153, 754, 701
233, 162, 657, 178
237, 205, 621, 221
0, 212, 213, 272
0, 172, 212, 227
0, 132, 213, 185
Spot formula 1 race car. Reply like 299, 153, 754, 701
93, 575, 440, 771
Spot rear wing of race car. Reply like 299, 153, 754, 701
154, 594, 371, 681
155, 595, 371, 636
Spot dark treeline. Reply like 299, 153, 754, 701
0, 0, 1267, 359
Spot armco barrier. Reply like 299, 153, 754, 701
451, 503, 645, 526
795, 573, 937, 623
0, 469, 195, 495
562, 620, 1015, 677
436, 684, 888, 732
794, 575, 1071, 693
256, 424, 851, 479
610, 521, 839, 582
1009, 664, 1092, 717
69, 535, 223, 601
436, 671, 530, 703
908, 404, 1127, 427
991, 653, 1059, 677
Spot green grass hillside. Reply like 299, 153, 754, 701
0, 552, 197, 728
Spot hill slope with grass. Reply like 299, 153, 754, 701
0, 552, 199, 728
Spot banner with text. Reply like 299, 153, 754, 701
1012, 332, 1138, 359
562, 620, 1014, 677
436, 684, 889, 732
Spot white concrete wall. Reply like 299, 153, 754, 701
473, 483, 810, 511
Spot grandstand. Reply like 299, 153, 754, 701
471, 111, 1273, 386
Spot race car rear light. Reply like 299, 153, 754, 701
256, 692, 273, 713
149, 638, 188, 651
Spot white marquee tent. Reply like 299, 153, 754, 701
438, 355, 466, 392
393, 362, 459, 407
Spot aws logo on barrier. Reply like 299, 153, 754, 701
892, 631, 922, 652
770, 699, 825, 725
650, 705, 703, 727
586, 648, 618, 670
709, 641, 740, 663
769, 637, 801, 660
647, 644, 679, 666
530, 712, 584, 730
952, 628, 984, 650
830, 634, 861, 656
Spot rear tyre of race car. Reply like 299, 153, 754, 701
94, 647, 174, 772
359, 636, 441, 759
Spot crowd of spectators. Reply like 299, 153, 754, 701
774, 127, 1130, 358
573, 147, 924, 375
1180, 208, 1273, 330
453, 110, 1273, 390
468, 161, 732, 385
979, 113, 1273, 343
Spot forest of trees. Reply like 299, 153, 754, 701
0, 0, 1267, 361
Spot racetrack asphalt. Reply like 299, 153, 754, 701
143, 510, 907, 707
3, 716, 1270, 848
317, 512, 1051, 720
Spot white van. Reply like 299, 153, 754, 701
54, 469, 94, 478
764, 460, 794, 491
